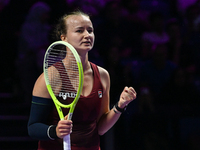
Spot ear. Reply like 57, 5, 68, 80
60, 34, 67, 41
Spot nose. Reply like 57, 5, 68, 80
84, 30, 90, 38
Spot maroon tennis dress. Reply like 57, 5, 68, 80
38, 62, 103, 150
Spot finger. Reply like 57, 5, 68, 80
60, 119, 73, 125
128, 87, 136, 93
124, 88, 137, 100
60, 123, 72, 130
124, 86, 129, 92
126, 87, 137, 97
124, 87, 136, 95
64, 115, 68, 120
121, 87, 131, 99
57, 123, 73, 137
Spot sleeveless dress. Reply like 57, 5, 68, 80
38, 62, 103, 150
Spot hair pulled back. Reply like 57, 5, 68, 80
54, 10, 90, 40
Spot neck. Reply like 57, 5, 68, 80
80, 53, 90, 72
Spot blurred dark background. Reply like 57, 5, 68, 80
1, 0, 200, 149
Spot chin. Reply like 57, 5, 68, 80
83, 46, 93, 51
77, 47, 92, 53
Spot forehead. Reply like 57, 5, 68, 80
66, 15, 93, 29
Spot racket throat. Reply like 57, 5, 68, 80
67, 113, 73, 120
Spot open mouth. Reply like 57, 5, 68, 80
82, 41, 91, 45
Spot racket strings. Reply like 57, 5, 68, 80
46, 46, 80, 97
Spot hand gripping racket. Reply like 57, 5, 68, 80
43, 41, 84, 150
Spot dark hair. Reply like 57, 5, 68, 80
54, 10, 90, 40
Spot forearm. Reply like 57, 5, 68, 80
27, 96, 58, 140
97, 86, 137, 135
97, 106, 121, 135
28, 122, 49, 140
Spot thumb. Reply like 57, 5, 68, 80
64, 114, 68, 120
124, 86, 129, 92
65, 113, 72, 120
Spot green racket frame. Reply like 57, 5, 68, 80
43, 41, 84, 120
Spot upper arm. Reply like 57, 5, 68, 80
32, 73, 51, 98
29, 73, 53, 140
97, 66, 110, 121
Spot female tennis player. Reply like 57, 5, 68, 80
28, 10, 137, 150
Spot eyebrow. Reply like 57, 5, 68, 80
75, 26, 93, 30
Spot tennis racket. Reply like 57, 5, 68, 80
43, 41, 84, 150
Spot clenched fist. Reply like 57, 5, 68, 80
118, 86, 137, 108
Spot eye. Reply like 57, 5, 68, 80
88, 29, 93, 33
76, 29, 83, 33
87, 28, 93, 34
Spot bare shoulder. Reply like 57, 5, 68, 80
32, 73, 50, 98
97, 66, 110, 93
97, 66, 110, 81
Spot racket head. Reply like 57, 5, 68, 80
43, 41, 84, 119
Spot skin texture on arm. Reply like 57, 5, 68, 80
97, 66, 137, 135
97, 66, 112, 135
32, 73, 51, 98
32, 73, 72, 139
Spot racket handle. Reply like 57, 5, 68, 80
63, 134, 71, 150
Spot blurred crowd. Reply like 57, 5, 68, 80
1, 0, 200, 149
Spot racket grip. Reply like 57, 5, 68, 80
63, 134, 71, 150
